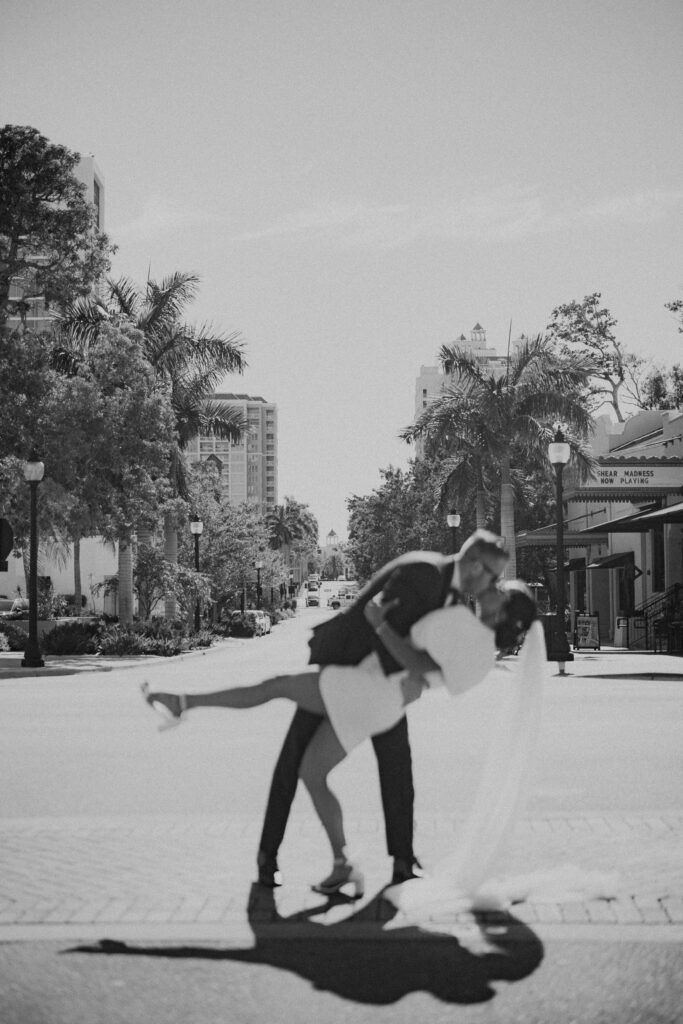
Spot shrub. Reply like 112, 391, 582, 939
0, 622, 29, 651
96, 621, 215, 657
228, 614, 256, 638
210, 621, 232, 638
42, 620, 100, 655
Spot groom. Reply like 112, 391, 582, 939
256, 529, 510, 888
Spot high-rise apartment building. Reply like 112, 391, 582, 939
186, 393, 278, 512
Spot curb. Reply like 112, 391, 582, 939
0, 639, 239, 680
2, 918, 682, 947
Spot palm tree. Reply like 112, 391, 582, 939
57, 272, 247, 621
403, 335, 595, 576
402, 393, 497, 530
267, 499, 318, 583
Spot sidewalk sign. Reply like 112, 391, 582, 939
574, 612, 600, 650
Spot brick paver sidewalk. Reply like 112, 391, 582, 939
1, 811, 681, 941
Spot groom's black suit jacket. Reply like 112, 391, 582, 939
308, 550, 458, 674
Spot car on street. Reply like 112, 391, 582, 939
328, 590, 355, 610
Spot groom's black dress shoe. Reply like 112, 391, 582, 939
257, 852, 283, 888
391, 857, 424, 885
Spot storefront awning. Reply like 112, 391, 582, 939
581, 506, 658, 534
586, 552, 635, 570
516, 529, 607, 548
633, 500, 683, 524
581, 501, 683, 534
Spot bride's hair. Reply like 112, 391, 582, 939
494, 580, 538, 650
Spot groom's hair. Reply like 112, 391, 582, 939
459, 529, 509, 565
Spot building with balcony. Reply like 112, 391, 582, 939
186, 393, 278, 512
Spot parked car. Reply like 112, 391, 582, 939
255, 610, 272, 634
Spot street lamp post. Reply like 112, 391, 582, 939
548, 426, 574, 674
22, 454, 45, 668
189, 516, 203, 631
254, 560, 263, 609
446, 508, 461, 555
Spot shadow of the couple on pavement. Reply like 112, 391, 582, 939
64, 884, 544, 1006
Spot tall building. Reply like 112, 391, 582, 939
414, 323, 527, 422
186, 393, 278, 512
6, 155, 105, 332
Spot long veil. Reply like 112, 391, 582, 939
384, 618, 547, 917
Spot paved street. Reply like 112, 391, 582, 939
1, 608, 682, 1022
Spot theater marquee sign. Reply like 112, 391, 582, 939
567, 461, 683, 500
593, 466, 682, 488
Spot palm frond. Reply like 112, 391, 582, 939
107, 276, 142, 319
197, 400, 248, 441
139, 273, 199, 336
54, 295, 109, 345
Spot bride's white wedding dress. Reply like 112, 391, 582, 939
385, 619, 618, 918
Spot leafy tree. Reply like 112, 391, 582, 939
546, 293, 645, 422
403, 336, 595, 577
665, 296, 683, 333
636, 299, 683, 410
57, 271, 247, 616
0, 325, 175, 621
134, 543, 211, 621
639, 364, 683, 409
322, 553, 345, 580
346, 462, 447, 583
55, 324, 175, 618
179, 465, 279, 615
0, 125, 114, 330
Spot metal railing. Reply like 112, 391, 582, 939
627, 583, 681, 650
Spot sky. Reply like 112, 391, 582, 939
3, 0, 682, 541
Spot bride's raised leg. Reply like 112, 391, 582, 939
143, 670, 327, 717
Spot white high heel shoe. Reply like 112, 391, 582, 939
312, 858, 365, 899
141, 682, 187, 731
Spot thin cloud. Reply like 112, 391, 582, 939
112, 195, 213, 238
229, 202, 410, 242
114, 186, 683, 250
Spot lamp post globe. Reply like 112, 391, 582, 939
547, 426, 573, 673
446, 508, 461, 555
22, 454, 45, 668
189, 517, 203, 631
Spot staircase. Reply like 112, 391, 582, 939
627, 583, 682, 651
